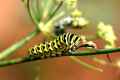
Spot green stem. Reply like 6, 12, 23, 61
48, 0, 64, 20
22, 0, 40, 28
0, 30, 39, 60
0, 47, 120, 67
67, 47, 120, 56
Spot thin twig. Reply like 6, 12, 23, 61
0, 47, 120, 67
0, 30, 39, 60
22, 0, 40, 26
69, 56, 103, 72
0, 0, 42, 60
48, 0, 64, 20
27, 0, 37, 24
67, 47, 120, 56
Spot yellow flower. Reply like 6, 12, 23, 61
72, 17, 89, 27
71, 9, 82, 17
97, 22, 117, 48
66, 0, 77, 9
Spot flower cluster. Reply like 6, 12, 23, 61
97, 22, 117, 48
71, 9, 89, 27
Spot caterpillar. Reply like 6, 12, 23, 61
28, 33, 96, 60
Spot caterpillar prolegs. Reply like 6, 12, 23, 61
28, 33, 96, 59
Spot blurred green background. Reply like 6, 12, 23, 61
0, 0, 120, 80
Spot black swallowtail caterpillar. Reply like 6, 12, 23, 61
28, 33, 96, 60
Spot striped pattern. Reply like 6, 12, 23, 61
28, 33, 82, 59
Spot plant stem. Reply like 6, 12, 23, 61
67, 47, 120, 56
0, 47, 120, 67
0, 30, 39, 60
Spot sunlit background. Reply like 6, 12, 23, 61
0, 0, 120, 80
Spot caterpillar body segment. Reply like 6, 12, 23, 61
28, 33, 96, 59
